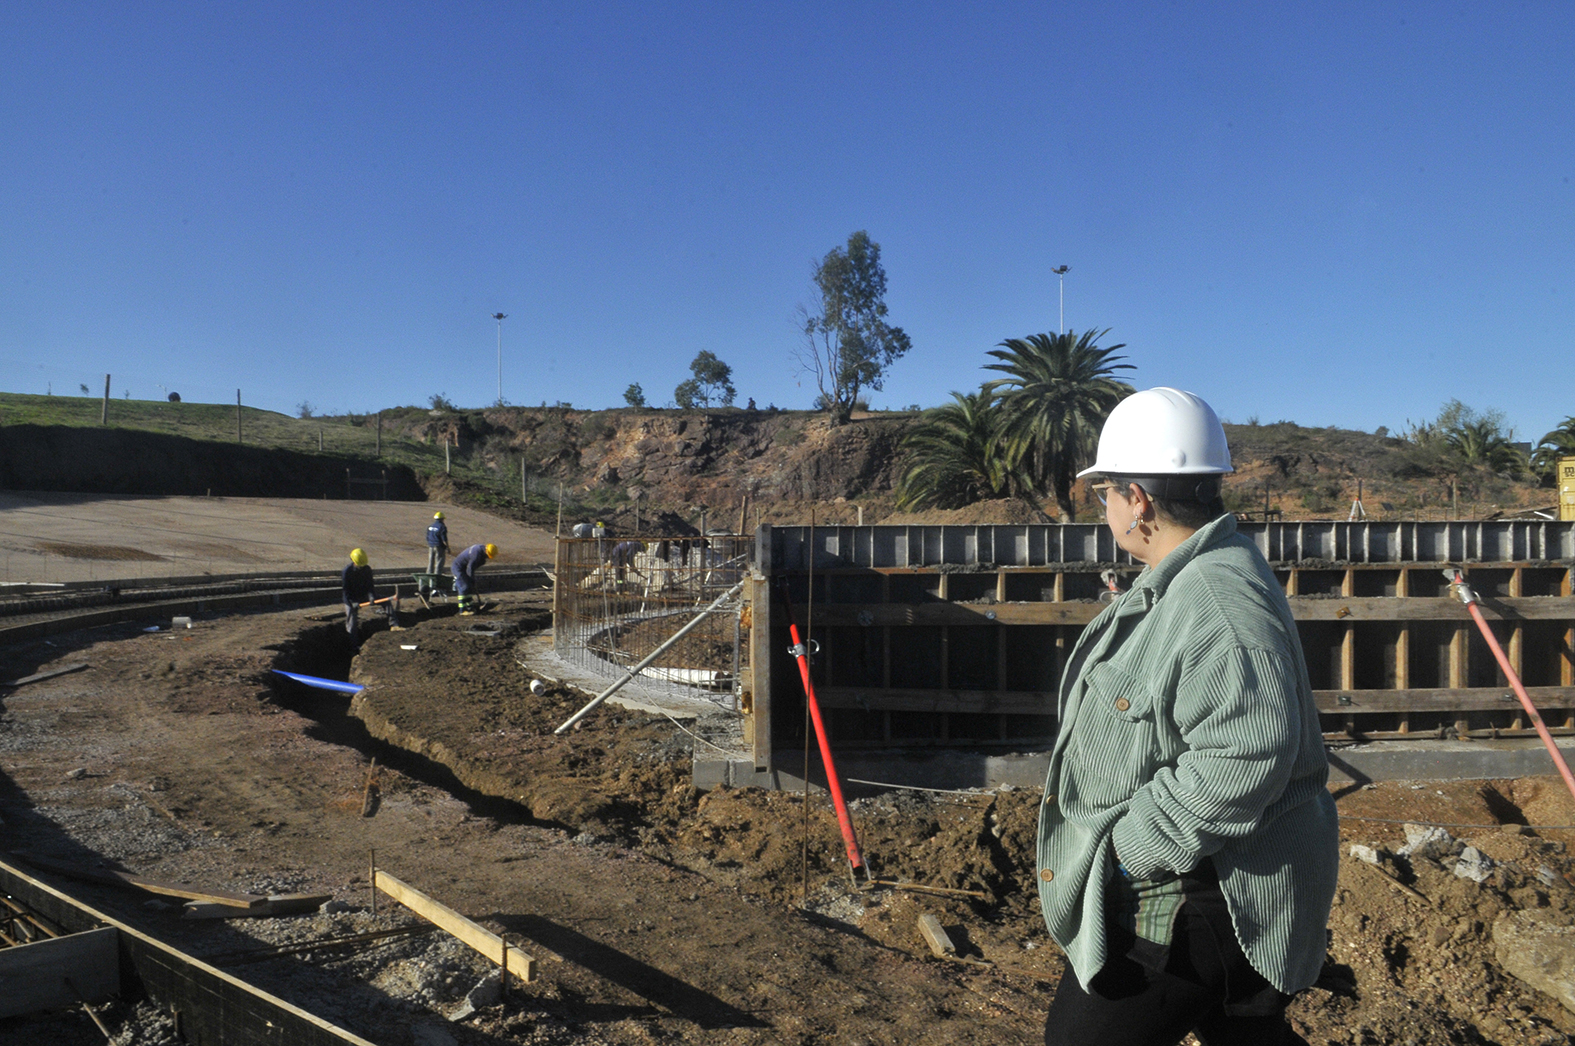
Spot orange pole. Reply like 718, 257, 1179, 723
780, 596, 864, 875
1452, 570, 1575, 805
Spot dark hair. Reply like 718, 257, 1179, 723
1103, 474, 1227, 530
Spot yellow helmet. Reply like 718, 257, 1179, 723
433, 511, 444, 519
483, 543, 498, 558
350, 548, 368, 567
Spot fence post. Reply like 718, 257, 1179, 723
236, 390, 242, 443
101, 374, 110, 425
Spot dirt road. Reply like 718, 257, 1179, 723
0, 492, 556, 583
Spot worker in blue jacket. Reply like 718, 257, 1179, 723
426, 512, 450, 575
452, 542, 496, 615
342, 548, 403, 640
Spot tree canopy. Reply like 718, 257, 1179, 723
796, 231, 911, 425
982, 330, 1134, 522
896, 390, 1034, 511
1402, 400, 1525, 479
1532, 416, 1575, 480
674, 351, 735, 409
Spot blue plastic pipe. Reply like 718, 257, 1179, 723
271, 670, 364, 695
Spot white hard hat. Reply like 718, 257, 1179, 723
1077, 387, 1233, 478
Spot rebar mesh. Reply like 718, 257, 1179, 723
553, 535, 751, 708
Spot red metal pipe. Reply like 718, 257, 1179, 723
1451, 570, 1575, 805
780, 596, 865, 875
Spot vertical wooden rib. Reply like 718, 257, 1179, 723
1509, 566, 1524, 683
880, 573, 892, 688
996, 569, 1008, 694
937, 573, 950, 740
1395, 568, 1410, 733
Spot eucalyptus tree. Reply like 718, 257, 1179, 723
796, 231, 911, 425
982, 330, 1135, 521
895, 390, 1032, 510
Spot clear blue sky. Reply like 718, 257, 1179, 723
3, 2, 1571, 441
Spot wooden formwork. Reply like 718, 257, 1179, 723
747, 522, 1575, 774
0, 855, 377, 1045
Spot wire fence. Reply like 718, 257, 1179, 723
553, 534, 752, 708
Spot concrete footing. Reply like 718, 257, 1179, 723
694, 739, 1575, 793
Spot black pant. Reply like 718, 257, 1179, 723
1044, 892, 1308, 1046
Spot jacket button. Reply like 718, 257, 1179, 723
1114, 698, 1131, 711
1043, 793, 1057, 805
1039, 869, 1054, 882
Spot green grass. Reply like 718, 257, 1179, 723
0, 392, 504, 496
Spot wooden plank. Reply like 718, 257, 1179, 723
817, 686, 1050, 716
799, 596, 1575, 628
1290, 596, 1575, 621
917, 913, 956, 958
374, 870, 536, 982
1315, 686, 1575, 713
12, 852, 266, 909
795, 603, 1101, 627
748, 573, 773, 770
182, 893, 334, 920
2, 662, 90, 688
0, 926, 118, 1018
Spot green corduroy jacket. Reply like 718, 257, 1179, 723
1036, 513, 1339, 994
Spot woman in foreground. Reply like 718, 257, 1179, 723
1038, 387, 1339, 1046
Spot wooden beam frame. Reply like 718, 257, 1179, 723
374, 869, 536, 983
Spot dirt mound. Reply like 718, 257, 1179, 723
879, 498, 1054, 526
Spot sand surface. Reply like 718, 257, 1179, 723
0, 491, 556, 583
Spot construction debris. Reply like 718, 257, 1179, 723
2, 662, 89, 689
917, 913, 956, 958
1494, 911, 1575, 1014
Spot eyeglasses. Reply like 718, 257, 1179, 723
1092, 482, 1120, 506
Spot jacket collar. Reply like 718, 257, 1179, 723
1128, 512, 1238, 603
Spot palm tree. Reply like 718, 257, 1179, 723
982, 330, 1135, 521
1532, 416, 1575, 480
1445, 418, 1525, 476
895, 391, 1032, 511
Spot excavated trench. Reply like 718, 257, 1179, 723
264, 620, 546, 826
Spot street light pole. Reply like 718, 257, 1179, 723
492, 312, 507, 406
1051, 266, 1070, 334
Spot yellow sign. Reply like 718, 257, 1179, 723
1561, 456, 1575, 522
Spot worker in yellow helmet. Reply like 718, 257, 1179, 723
343, 548, 403, 642
451, 542, 496, 615
425, 511, 450, 576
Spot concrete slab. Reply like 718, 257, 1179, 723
693, 739, 1575, 794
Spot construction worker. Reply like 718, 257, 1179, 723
452, 542, 496, 615
607, 538, 646, 586
1038, 389, 1337, 1046
426, 511, 450, 576
342, 548, 402, 640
